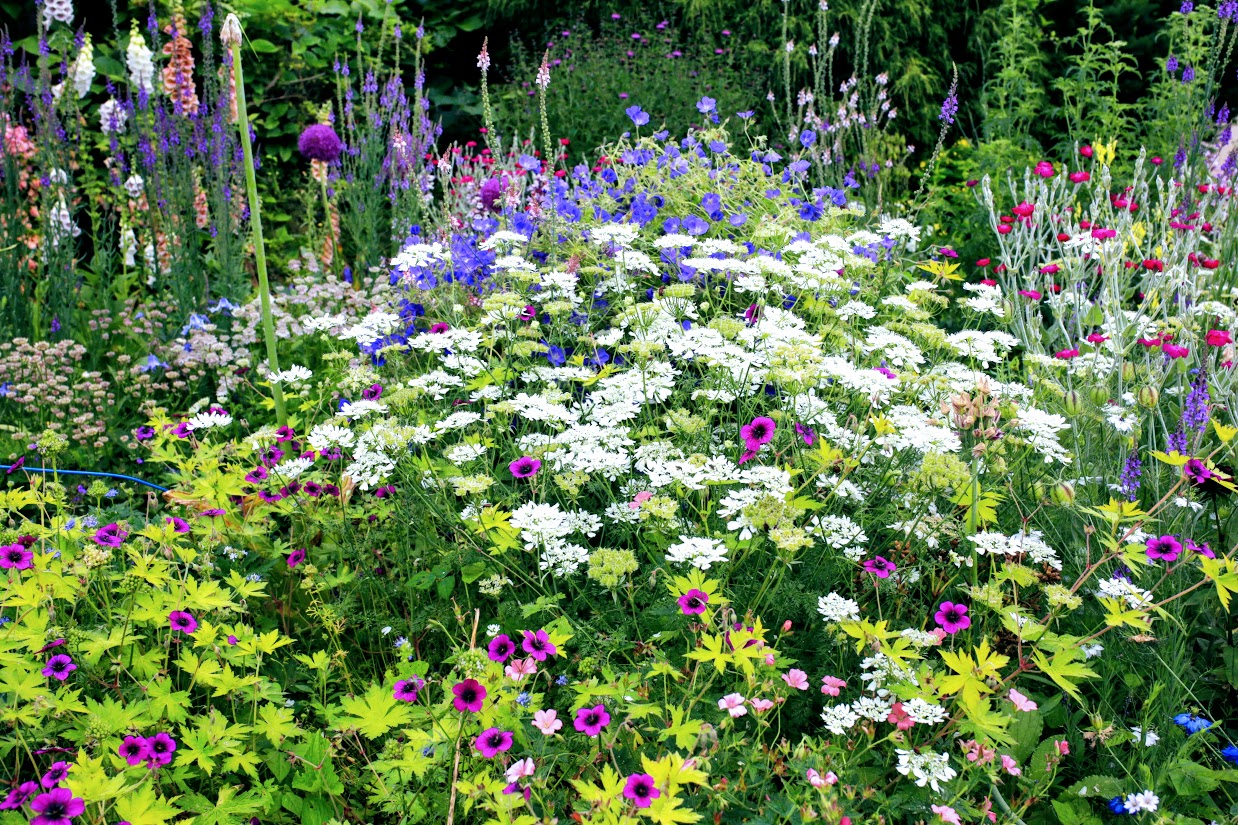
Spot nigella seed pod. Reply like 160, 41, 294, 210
1121, 362, 1137, 382
1137, 386, 1159, 408
1090, 386, 1111, 406
1050, 481, 1076, 505
1064, 390, 1084, 416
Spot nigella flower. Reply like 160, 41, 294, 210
622, 773, 661, 808
393, 676, 423, 702
40, 761, 70, 788
1184, 459, 1213, 484
509, 456, 541, 479
488, 634, 516, 662
1145, 535, 1182, 562
574, 704, 610, 736
0, 543, 34, 570
474, 728, 513, 759
118, 735, 150, 766
92, 523, 128, 548
522, 629, 556, 661
452, 679, 486, 712
1173, 712, 1212, 734
934, 601, 971, 634
297, 124, 343, 162
287, 548, 306, 568
862, 556, 896, 578
168, 610, 199, 635
677, 588, 709, 615
41, 654, 76, 681
145, 732, 176, 766
1222, 744, 1238, 764
29, 787, 84, 825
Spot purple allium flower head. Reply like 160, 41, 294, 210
298, 124, 343, 163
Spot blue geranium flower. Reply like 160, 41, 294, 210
1173, 712, 1213, 734
625, 105, 649, 126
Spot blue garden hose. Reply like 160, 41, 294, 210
0, 464, 170, 492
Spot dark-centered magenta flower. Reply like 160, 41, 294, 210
862, 556, 896, 578
393, 676, 424, 702
678, 588, 709, 615
1184, 459, 1212, 484
1146, 535, 1182, 562
0, 781, 38, 810
297, 124, 343, 162
452, 679, 486, 712
574, 704, 610, 736
29, 787, 84, 825
487, 634, 516, 663
0, 543, 33, 569
509, 456, 541, 479
41, 654, 76, 681
287, 548, 307, 568
521, 629, 556, 661
474, 727, 514, 758
168, 611, 199, 635
622, 773, 661, 808
145, 732, 176, 766
39, 762, 70, 788
92, 523, 127, 548
119, 736, 150, 766
740, 416, 776, 450
934, 601, 971, 634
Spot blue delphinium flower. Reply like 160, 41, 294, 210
1222, 744, 1238, 764
1173, 712, 1212, 734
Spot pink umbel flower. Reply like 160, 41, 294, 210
820, 676, 846, 696
782, 669, 809, 690
532, 708, 563, 735
474, 728, 513, 758
934, 601, 971, 634
718, 693, 747, 717
622, 773, 661, 808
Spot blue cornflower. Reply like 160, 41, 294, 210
1173, 712, 1213, 734
1221, 744, 1238, 764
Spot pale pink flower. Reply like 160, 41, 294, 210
1009, 688, 1038, 712
887, 702, 914, 731
782, 668, 809, 690
628, 491, 653, 510
506, 758, 536, 782
531, 708, 562, 735
751, 697, 775, 713
505, 657, 537, 681
806, 768, 837, 788
820, 675, 846, 696
718, 693, 747, 717
1001, 754, 1021, 776
931, 805, 963, 825
764, 653, 776, 666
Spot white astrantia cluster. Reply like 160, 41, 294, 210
664, 536, 729, 570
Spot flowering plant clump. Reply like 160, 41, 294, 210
2, 4, 1238, 825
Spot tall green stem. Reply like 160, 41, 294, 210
227, 20, 287, 427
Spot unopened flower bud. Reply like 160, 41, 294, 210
1121, 362, 1137, 382
221, 14, 242, 48
1050, 481, 1076, 505
1136, 386, 1159, 408
1064, 390, 1084, 416
1090, 386, 1111, 406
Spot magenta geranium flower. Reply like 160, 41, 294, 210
474, 727, 514, 758
1146, 535, 1182, 562
0, 781, 38, 810
287, 548, 307, 568
521, 629, 556, 661
29, 787, 84, 825
452, 679, 486, 712
40, 762, 70, 788
92, 523, 127, 548
509, 456, 542, 479
41, 654, 76, 681
168, 611, 198, 635
487, 634, 516, 662
622, 773, 661, 808
1184, 459, 1212, 484
165, 516, 190, 534
0, 543, 33, 570
934, 601, 972, 634
677, 588, 709, 615
393, 677, 423, 702
574, 704, 610, 736
794, 422, 815, 446
118, 735, 150, 766
862, 556, 896, 578
145, 732, 176, 766
1187, 539, 1216, 558
740, 416, 776, 450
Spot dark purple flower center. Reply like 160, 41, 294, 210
633, 782, 651, 798
460, 687, 478, 702
749, 422, 770, 440
485, 732, 505, 748
528, 637, 546, 651
585, 712, 600, 725
42, 801, 67, 818
150, 739, 169, 754
944, 608, 961, 623
5, 549, 23, 562
685, 596, 703, 609
50, 660, 68, 674
122, 742, 142, 756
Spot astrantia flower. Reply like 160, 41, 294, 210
574, 704, 611, 735
1173, 712, 1212, 734
40, 762, 70, 788
521, 629, 556, 661
119, 736, 150, 765
1145, 535, 1182, 562
29, 787, 84, 825
41, 654, 76, 681
934, 601, 971, 634
622, 773, 661, 808
677, 588, 709, 615
474, 728, 514, 758
488, 634, 516, 662
145, 732, 176, 766
393, 677, 423, 702
0, 543, 34, 570
168, 611, 198, 634
509, 456, 541, 479
298, 124, 343, 163
862, 556, 896, 578
452, 679, 487, 712
740, 416, 776, 450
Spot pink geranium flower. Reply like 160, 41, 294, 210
740, 416, 776, 450
452, 679, 486, 712
782, 669, 809, 690
521, 628, 556, 660
718, 693, 747, 717
820, 675, 846, 696
532, 708, 563, 735
677, 588, 709, 615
